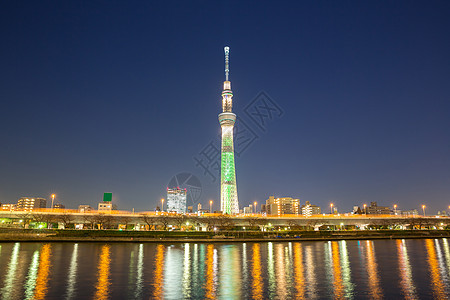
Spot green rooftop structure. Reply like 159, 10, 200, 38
103, 192, 112, 202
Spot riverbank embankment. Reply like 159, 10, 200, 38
1, 228, 449, 243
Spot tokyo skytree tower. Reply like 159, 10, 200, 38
219, 46, 239, 214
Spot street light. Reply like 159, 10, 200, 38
330, 203, 334, 214
363, 204, 367, 215
394, 204, 397, 215
51, 194, 55, 210
161, 198, 164, 212
422, 205, 426, 217
254, 201, 257, 215
210, 200, 213, 213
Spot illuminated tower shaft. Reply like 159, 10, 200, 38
219, 46, 239, 214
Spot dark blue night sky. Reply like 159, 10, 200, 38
1, 1, 449, 213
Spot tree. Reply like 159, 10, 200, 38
217, 214, 233, 230
31, 213, 56, 228
369, 219, 394, 230
57, 213, 74, 229
407, 217, 427, 230
188, 216, 200, 227
155, 215, 172, 230
247, 218, 259, 229
91, 214, 114, 229
287, 219, 302, 230
306, 219, 326, 231
173, 215, 188, 229
140, 214, 156, 230
120, 216, 132, 230
201, 216, 219, 231
256, 218, 269, 231
82, 214, 95, 229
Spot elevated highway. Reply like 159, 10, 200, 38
1, 209, 448, 230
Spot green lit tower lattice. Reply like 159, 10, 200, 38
219, 46, 239, 214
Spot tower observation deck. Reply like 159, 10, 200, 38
219, 46, 239, 214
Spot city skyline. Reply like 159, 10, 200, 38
1, 2, 450, 212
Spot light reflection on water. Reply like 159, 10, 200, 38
65, 244, 78, 300
0, 239, 450, 299
339, 240, 353, 298
443, 238, 450, 275
366, 240, 383, 299
293, 243, 305, 299
305, 245, 317, 299
331, 241, 344, 299
396, 239, 416, 299
425, 239, 446, 298
267, 242, 276, 299
152, 244, 164, 299
204, 244, 215, 299
135, 243, 144, 298
164, 245, 183, 299
275, 243, 287, 298
24, 250, 39, 300
1, 242, 20, 300
94, 244, 110, 300
182, 243, 190, 298
252, 243, 263, 300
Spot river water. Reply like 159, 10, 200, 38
0, 239, 449, 299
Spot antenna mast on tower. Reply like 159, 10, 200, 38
224, 46, 230, 81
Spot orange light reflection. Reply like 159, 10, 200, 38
205, 244, 215, 299
366, 241, 383, 299
275, 244, 286, 298
331, 241, 344, 299
252, 243, 263, 300
153, 244, 165, 299
33, 244, 52, 300
425, 239, 446, 298
293, 243, 305, 299
396, 240, 416, 299
94, 245, 111, 300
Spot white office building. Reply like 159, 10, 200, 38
167, 188, 187, 213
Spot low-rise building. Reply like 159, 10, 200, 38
366, 202, 392, 215
301, 201, 321, 216
243, 205, 253, 214
98, 202, 117, 211
1, 204, 17, 211
197, 208, 210, 215
402, 209, 418, 217
261, 204, 267, 215
78, 205, 93, 212
352, 206, 362, 214
265, 196, 300, 216
17, 197, 47, 211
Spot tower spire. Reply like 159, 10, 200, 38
224, 46, 230, 81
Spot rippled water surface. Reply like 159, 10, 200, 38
0, 239, 450, 299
